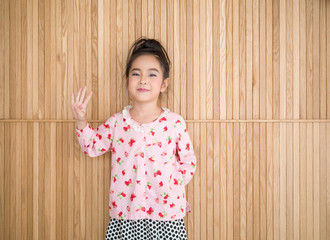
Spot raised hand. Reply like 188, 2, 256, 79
71, 86, 93, 123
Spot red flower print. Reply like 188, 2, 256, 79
174, 179, 179, 185
159, 212, 164, 218
130, 194, 136, 202
84, 151, 88, 155
112, 201, 117, 208
171, 215, 176, 219
167, 136, 172, 144
100, 148, 106, 152
76, 132, 80, 137
108, 134, 112, 140
110, 147, 116, 154
104, 123, 110, 128
170, 203, 175, 208
124, 151, 129, 157
112, 174, 118, 183
96, 133, 102, 140
161, 152, 167, 156
191, 161, 196, 166
127, 206, 131, 212
163, 200, 168, 204
175, 119, 181, 124
150, 129, 155, 136
122, 170, 126, 176
125, 179, 132, 186
159, 181, 163, 187
116, 157, 123, 165
186, 143, 190, 150
120, 138, 124, 143
164, 126, 168, 131
93, 140, 96, 144
146, 182, 152, 190
117, 192, 126, 199
153, 170, 162, 177
123, 125, 131, 132
136, 180, 141, 184
133, 165, 138, 173
147, 207, 154, 215
159, 117, 167, 122
128, 138, 136, 147
155, 198, 159, 204
148, 156, 155, 162
119, 212, 123, 217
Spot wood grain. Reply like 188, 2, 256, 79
1, 1, 329, 239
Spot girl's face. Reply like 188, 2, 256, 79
127, 54, 169, 105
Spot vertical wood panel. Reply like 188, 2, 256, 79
1, 1, 329, 239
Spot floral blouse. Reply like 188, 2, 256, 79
76, 105, 197, 221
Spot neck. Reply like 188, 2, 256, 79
130, 102, 161, 116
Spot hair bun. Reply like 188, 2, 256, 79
125, 38, 171, 79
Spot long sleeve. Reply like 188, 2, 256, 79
75, 117, 115, 157
175, 116, 196, 186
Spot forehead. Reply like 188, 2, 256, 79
130, 54, 162, 71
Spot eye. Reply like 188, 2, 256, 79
132, 72, 140, 77
149, 73, 157, 77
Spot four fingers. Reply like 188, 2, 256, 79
72, 86, 92, 113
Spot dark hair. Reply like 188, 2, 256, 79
125, 38, 171, 80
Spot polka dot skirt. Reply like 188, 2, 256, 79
105, 218, 188, 240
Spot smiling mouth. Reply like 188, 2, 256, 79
137, 88, 149, 92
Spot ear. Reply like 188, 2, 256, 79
160, 78, 169, 92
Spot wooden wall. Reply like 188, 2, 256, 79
1, 0, 329, 239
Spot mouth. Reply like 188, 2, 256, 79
137, 88, 149, 93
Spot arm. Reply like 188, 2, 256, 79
76, 117, 114, 157
175, 116, 197, 185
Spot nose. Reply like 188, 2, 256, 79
139, 74, 147, 85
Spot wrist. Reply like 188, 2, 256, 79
76, 120, 87, 130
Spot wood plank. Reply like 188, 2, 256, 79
299, 0, 307, 119
193, 123, 201, 239
206, 0, 214, 119
212, 122, 218, 240
239, 0, 246, 120
260, 123, 267, 239
246, 122, 253, 240
300, 123, 307, 240
227, 123, 234, 240
253, 123, 260, 239
233, 122, 240, 240
0, 124, 4, 240
252, 0, 259, 119
293, 123, 300, 240
220, 123, 226, 240
266, 122, 273, 240
206, 123, 214, 239
319, 0, 326, 119
226, 0, 233, 119
240, 123, 247, 240
293, 0, 300, 119
220, 0, 226, 120
306, 123, 313, 239
313, 123, 320, 239
287, 123, 294, 239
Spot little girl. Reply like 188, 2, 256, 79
71, 38, 196, 239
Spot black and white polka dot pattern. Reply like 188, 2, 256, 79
105, 218, 188, 240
